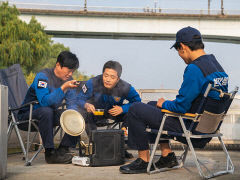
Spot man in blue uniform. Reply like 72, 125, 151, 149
18, 51, 80, 164
119, 26, 229, 174
70, 60, 141, 158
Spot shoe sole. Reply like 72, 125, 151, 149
45, 158, 73, 164
46, 161, 72, 164
119, 168, 146, 174
156, 162, 179, 169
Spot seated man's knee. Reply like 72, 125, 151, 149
128, 102, 151, 120
42, 106, 54, 114
129, 102, 142, 114
129, 102, 142, 111
37, 107, 54, 119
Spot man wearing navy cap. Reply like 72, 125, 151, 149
119, 26, 229, 174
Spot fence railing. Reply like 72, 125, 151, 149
3, 1, 240, 15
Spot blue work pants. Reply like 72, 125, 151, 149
19, 107, 79, 149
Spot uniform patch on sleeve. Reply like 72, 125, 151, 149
37, 80, 48, 88
82, 84, 88, 93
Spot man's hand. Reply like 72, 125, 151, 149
157, 98, 165, 108
108, 105, 123, 116
61, 80, 79, 91
84, 103, 95, 113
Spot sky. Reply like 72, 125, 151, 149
3, 0, 240, 90
52, 38, 240, 91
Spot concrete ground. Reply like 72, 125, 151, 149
6, 150, 240, 180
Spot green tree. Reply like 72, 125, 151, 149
38, 43, 69, 71
0, 2, 93, 84
0, 2, 51, 74
73, 71, 94, 81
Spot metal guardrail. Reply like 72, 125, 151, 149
3, 1, 240, 15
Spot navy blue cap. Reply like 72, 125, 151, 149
171, 26, 202, 49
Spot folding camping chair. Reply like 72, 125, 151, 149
98, 117, 124, 130
146, 83, 238, 179
0, 64, 61, 166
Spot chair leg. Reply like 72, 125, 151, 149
179, 145, 188, 167
25, 145, 44, 166
8, 114, 27, 158
147, 114, 167, 174
7, 121, 13, 140
25, 126, 61, 166
38, 133, 43, 149
179, 116, 208, 178
25, 118, 32, 165
13, 123, 27, 159
147, 115, 183, 174
218, 136, 234, 174
185, 136, 234, 179
26, 131, 39, 153
185, 136, 208, 178
179, 116, 234, 179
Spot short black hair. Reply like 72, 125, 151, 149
102, 60, 122, 77
174, 35, 204, 51
56, 51, 79, 69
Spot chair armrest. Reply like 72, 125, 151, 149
161, 109, 197, 118
9, 100, 39, 111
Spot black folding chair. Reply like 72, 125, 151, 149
0, 64, 61, 166
96, 102, 129, 130
146, 83, 238, 179
96, 115, 125, 130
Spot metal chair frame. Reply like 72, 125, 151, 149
7, 93, 62, 167
146, 84, 238, 179
3, 64, 62, 166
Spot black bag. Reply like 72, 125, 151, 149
89, 129, 125, 166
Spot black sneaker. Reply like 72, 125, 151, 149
120, 158, 149, 174
125, 150, 134, 159
155, 152, 178, 169
57, 146, 75, 156
45, 149, 73, 164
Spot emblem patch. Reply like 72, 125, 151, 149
213, 77, 228, 87
82, 84, 88, 93
37, 80, 47, 88
113, 96, 121, 102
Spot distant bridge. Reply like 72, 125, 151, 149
18, 8, 240, 44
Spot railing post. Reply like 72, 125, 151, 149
154, 0, 157, 13
84, 0, 87, 11
0, 85, 8, 180
221, 0, 224, 15
208, 0, 211, 15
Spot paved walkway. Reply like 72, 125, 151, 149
6, 150, 240, 180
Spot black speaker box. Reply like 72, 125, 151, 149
89, 129, 125, 166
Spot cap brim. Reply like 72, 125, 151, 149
60, 109, 85, 136
170, 42, 176, 49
